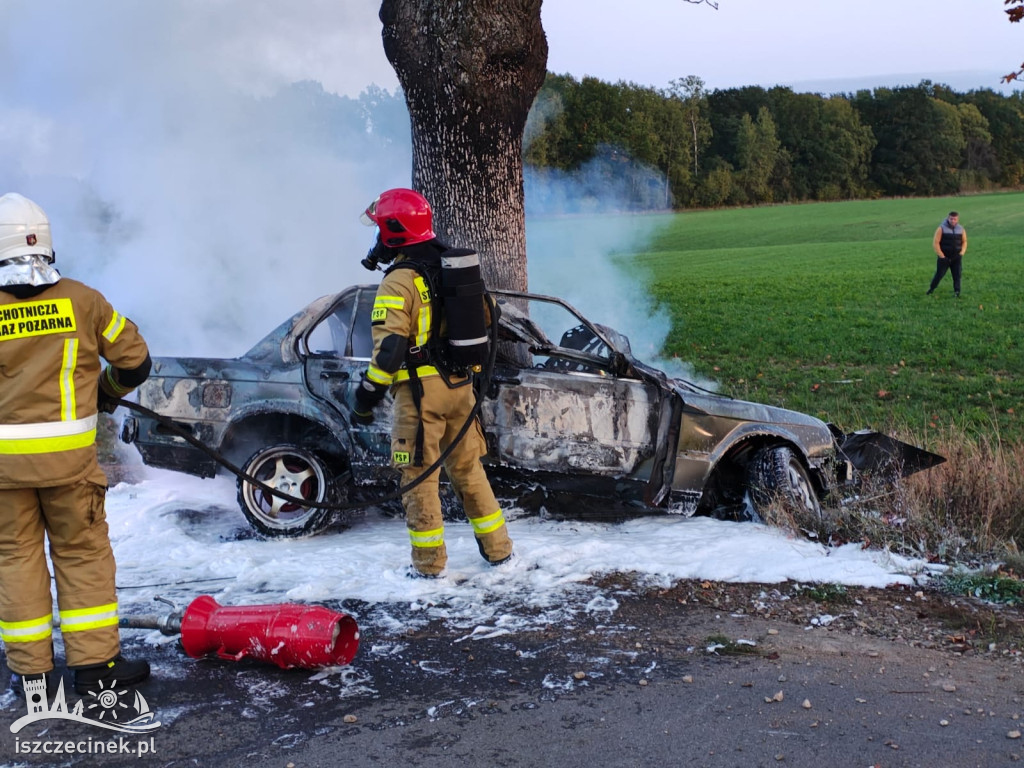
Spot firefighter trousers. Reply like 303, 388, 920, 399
391, 376, 513, 576
0, 464, 120, 674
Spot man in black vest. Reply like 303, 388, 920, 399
927, 211, 968, 297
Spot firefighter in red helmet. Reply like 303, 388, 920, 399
355, 188, 514, 577
0, 193, 153, 697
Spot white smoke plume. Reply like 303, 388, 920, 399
524, 158, 705, 384
0, 0, 403, 356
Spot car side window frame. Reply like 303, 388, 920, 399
349, 288, 375, 358
492, 291, 621, 376
303, 294, 356, 358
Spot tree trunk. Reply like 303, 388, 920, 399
379, 0, 547, 292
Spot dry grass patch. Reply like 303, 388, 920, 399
796, 425, 1024, 567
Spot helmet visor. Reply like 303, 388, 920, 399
359, 196, 380, 226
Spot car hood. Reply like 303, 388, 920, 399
671, 383, 829, 432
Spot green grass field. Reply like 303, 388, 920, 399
623, 193, 1024, 444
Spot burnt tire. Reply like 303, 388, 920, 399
746, 445, 822, 526
236, 444, 335, 538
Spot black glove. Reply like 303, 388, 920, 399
97, 367, 126, 414
350, 407, 375, 426
97, 386, 120, 414
350, 376, 387, 426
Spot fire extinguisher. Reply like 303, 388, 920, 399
120, 595, 359, 670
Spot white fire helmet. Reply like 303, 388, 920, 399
0, 193, 54, 263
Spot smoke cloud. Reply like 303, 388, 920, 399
524, 155, 701, 383
1, 0, 403, 356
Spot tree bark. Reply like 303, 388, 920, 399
379, 0, 547, 292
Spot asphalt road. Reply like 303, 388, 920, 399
2, 584, 1023, 768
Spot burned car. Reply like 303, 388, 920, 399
120, 285, 944, 538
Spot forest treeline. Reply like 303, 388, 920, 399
523, 73, 1024, 210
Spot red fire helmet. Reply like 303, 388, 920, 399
360, 188, 436, 247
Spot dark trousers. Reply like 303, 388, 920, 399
928, 255, 962, 295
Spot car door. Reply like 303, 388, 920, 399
302, 286, 393, 478
479, 293, 664, 481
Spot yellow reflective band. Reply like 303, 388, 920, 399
102, 311, 126, 342
393, 365, 439, 383
0, 429, 96, 455
413, 276, 430, 304
0, 415, 98, 455
373, 295, 405, 310
60, 602, 118, 619
371, 296, 404, 324
409, 527, 444, 548
366, 364, 395, 386
415, 306, 431, 346
61, 616, 118, 632
59, 602, 118, 633
60, 338, 78, 421
0, 414, 98, 440
0, 298, 76, 340
471, 509, 506, 535
0, 614, 53, 643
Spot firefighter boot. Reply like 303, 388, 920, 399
73, 655, 150, 694
7, 641, 59, 697
9, 670, 60, 698
476, 536, 514, 566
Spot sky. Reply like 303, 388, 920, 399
542, 0, 1024, 97
28, 0, 1008, 100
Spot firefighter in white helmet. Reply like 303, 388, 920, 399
0, 193, 152, 696
355, 188, 514, 578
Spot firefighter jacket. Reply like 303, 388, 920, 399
365, 253, 458, 391
0, 278, 149, 488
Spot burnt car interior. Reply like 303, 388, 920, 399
303, 287, 632, 376
305, 290, 374, 359
491, 292, 635, 377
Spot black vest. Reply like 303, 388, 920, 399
939, 220, 964, 258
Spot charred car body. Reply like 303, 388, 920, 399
120, 286, 944, 538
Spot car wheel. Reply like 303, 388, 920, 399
236, 444, 335, 538
746, 445, 822, 526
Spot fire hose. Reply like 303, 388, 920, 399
112, 294, 500, 513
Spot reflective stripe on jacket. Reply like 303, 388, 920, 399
367, 263, 438, 388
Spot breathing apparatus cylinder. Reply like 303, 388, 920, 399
440, 248, 488, 369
